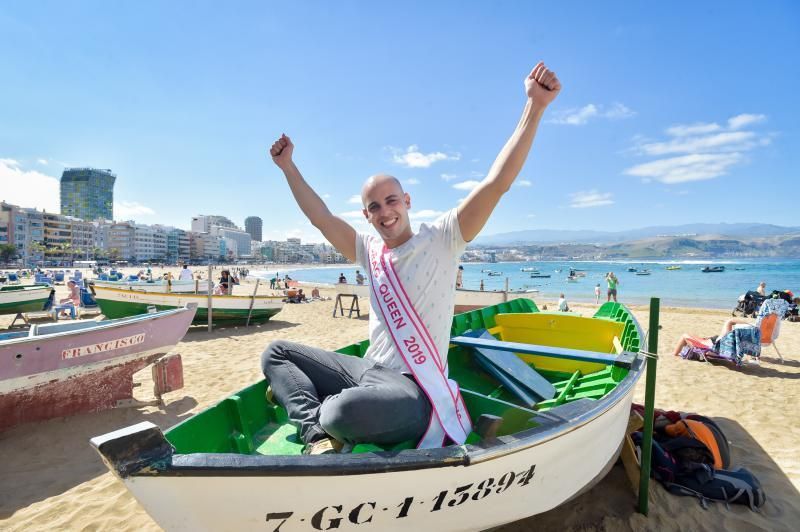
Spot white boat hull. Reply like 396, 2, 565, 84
98, 392, 634, 532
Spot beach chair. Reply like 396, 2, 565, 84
758, 313, 784, 363
7, 272, 20, 284
76, 288, 102, 318
54, 271, 65, 284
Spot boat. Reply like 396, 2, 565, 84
91, 300, 645, 531
1, 304, 197, 431
635, 270, 651, 276
554, 269, 562, 273
734, 267, 746, 271
566, 276, 579, 282
90, 285, 284, 325
487, 271, 503, 276
454, 288, 537, 313
520, 267, 537, 272
91, 278, 209, 293
626, 267, 637, 273
0, 285, 52, 315
529, 274, 551, 278
334, 282, 370, 298
665, 266, 681, 271
701, 266, 725, 273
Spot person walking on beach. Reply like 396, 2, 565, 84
262, 61, 561, 454
606, 272, 619, 303
355, 270, 365, 285
594, 283, 601, 304
456, 265, 464, 288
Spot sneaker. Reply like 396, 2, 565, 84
265, 384, 275, 404
303, 437, 343, 455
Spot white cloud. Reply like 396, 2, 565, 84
114, 201, 156, 218
440, 173, 458, 181
403, 178, 420, 185
526, 214, 536, 218
728, 113, 766, 130
625, 153, 743, 184
548, 102, 635, 125
637, 131, 756, 156
0, 159, 60, 211
37, 158, 49, 166
665, 122, 722, 137
569, 190, 614, 208
515, 180, 532, 187
452, 180, 481, 191
626, 113, 769, 184
390, 145, 460, 168
409, 209, 443, 220
347, 194, 362, 204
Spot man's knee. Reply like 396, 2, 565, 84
261, 339, 297, 374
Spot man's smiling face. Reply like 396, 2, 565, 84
361, 174, 413, 248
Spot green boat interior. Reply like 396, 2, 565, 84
165, 300, 641, 456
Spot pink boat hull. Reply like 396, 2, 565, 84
0, 306, 196, 431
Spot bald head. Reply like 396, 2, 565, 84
361, 174, 403, 206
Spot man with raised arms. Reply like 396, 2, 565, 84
262, 61, 561, 454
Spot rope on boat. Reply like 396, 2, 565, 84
638, 350, 659, 360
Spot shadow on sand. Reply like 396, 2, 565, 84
497, 417, 800, 532
0, 395, 198, 518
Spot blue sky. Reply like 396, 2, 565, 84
1, 1, 798, 243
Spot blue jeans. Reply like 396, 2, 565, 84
261, 340, 431, 445
54, 303, 76, 319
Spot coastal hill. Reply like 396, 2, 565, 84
471, 223, 800, 259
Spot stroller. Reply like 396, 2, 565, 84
732, 291, 766, 318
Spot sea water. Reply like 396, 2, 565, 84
268, 258, 800, 310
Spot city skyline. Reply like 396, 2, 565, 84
1, 2, 798, 244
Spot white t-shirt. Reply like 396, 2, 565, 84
355, 208, 467, 373
178, 268, 193, 281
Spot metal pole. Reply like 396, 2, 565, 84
207, 264, 213, 332
638, 297, 660, 515
504, 277, 509, 302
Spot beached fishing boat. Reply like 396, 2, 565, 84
91, 300, 644, 532
90, 285, 284, 325
454, 288, 537, 313
0, 285, 52, 315
91, 278, 209, 293
0, 304, 197, 431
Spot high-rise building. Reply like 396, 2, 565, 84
60, 168, 116, 221
191, 215, 237, 233
244, 216, 262, 242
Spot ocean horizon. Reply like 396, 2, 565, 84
266, 257, 800, 310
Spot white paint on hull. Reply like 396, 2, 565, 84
93, 286, 284, 312
120, 394, 633, 532
0, 286, 50, 305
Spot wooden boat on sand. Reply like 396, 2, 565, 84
90, 285, 284, 325
91, 278, 209, 293
92, 300, 645, 531
0, 285, 52, 315
1, 304, 196, 431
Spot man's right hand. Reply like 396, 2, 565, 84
270, 134, 294, 170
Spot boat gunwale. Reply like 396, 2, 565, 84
0, 305, 195, 346
92, 285, 285, 301
102, 304, 645, 478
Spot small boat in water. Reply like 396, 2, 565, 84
566, 276, 579, 282
701, 266, 726, 273
530, 274, 551, 278
487, 271, 503, 276
627, 267, 637, 273
1, 304, 197, 431
665, 266, 681, 271
635, 270, 651, 276
91, 300, 645, 532
520, 267, 537, 272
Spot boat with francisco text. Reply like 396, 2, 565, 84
89, 284, 284, 325
91, 299, 645, 531
1, 304, 196, 431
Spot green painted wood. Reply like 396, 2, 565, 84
94, 297, 280, 324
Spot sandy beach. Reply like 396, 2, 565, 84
1, 269, 798, 531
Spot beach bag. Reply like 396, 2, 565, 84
631, 433, 765, 511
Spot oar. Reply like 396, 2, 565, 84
245, 279, 260, 327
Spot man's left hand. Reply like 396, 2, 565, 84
525, 62, 561, 108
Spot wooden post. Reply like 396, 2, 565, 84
637, 297, 660, 515
504, 277, 509, 302
207, 264, 213, 332
245, 279, 260, 326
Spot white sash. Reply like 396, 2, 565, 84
367, 240, 472, 448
